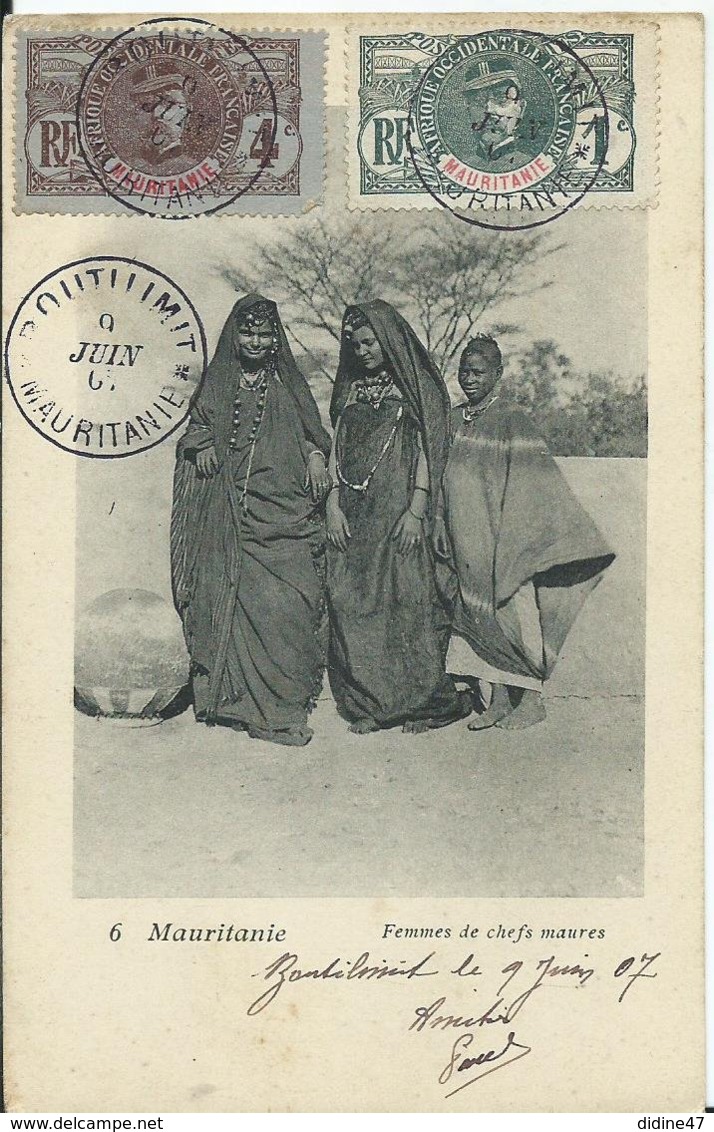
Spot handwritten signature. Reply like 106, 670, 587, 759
438, 1030, 532, 1097
246, 948, 661, 1098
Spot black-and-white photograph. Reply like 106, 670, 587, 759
72, 203, 646, 900
5, 9, 705, 1116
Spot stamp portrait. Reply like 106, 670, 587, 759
15, 19, 326, 216
1, 9, 705, 1115
351, 22, 657, 220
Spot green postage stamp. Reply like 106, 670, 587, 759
350, 24, 657, 223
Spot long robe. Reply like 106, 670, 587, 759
171, 295, 331, 731
439, 401, 615, 687
327, 301, 465, 727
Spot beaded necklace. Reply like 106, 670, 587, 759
354, 371, 394, 411
228, 365, 270, 511
462, 394, 499, 423
335, 404, 403, 493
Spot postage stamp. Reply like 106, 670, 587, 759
5, 256, 206, 456
1, 7, 706, 1117
13, 19, 326, 217
350, 23, 658, 220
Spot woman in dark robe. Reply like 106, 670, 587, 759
171, 294, 332, 746
325, 300, 470, 734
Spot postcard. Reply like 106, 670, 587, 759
2, 11, 704, 1112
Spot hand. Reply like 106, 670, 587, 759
305, 451, 331, 503
432, 514, 452, 560
392, 509, 423, 555
326, 494, 351, 551
196, 445, 220, 478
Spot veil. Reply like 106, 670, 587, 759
329, 299, 452, 500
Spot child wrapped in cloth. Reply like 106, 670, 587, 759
438, 334, 615, 730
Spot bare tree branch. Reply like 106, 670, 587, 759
216, 212, 559, 382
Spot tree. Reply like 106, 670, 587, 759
218, 212, 558, 380
505, 340, 647, 457
218, 215, 402, 381
391, 218, 556, 375
216, 223, 647, 456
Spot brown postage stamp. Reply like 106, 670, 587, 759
1, 10, 705, 1117
14, 17, 326, 217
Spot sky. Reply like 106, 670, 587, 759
61, 176, 648, 389
495, 206, 648, 381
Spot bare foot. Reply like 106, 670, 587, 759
403, 719, 428, 734
349, 718, 379, 734
496, 690, 546, 730
467, 684, 513, 730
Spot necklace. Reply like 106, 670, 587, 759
463, 394, 499, 422
228, 369, 269, 511
241, 368, 266, 391
355, 371, 394, 411
335, 404, 403, 493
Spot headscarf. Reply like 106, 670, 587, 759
187, 292, 330, 457
330, 299, 452, 499
171, 294, 330, 628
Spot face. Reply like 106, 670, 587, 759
471, 85, 517, 153
458, 348, 502, 402
236, 319, 274, 367
143, 88, 190, 150
350, 325, 384, 373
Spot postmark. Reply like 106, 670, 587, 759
5, 256, 207, 457
351, 24, 658, 219
13, 21, 326, 217
407, 29, 609, 230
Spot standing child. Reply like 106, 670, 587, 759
439, 335, 615, 730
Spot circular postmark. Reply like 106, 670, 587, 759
76, 18, 278, 219
5, 256, 207, 458
407, 29, 609, 231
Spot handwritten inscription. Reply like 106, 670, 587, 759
246, 947, 661, 1099
247, 950, 438, 1015
438, 1031, 532, 1097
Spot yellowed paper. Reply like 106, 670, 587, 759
2, 11, 704, 1112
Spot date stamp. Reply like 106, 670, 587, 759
14, 19, 326, 217
351, 24, 657, 224
5, 256, 206, 457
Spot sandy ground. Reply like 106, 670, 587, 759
74, 458, 645, 899
74, 690, 643, 899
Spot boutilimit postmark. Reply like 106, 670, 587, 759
13, 19, 326, 217
5, 257, 207, 457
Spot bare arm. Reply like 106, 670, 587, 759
326, 416, 351, 550
409, 431, 430, 518
328, 431, 338, 486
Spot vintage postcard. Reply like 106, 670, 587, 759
2, 10, 704, 1113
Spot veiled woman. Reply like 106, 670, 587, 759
171, 294, 331, 746
326, 300, 470, 734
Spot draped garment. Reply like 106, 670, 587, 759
439, 402, 615, 687
171, 295, 331, 730
327, 302, 465, 727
